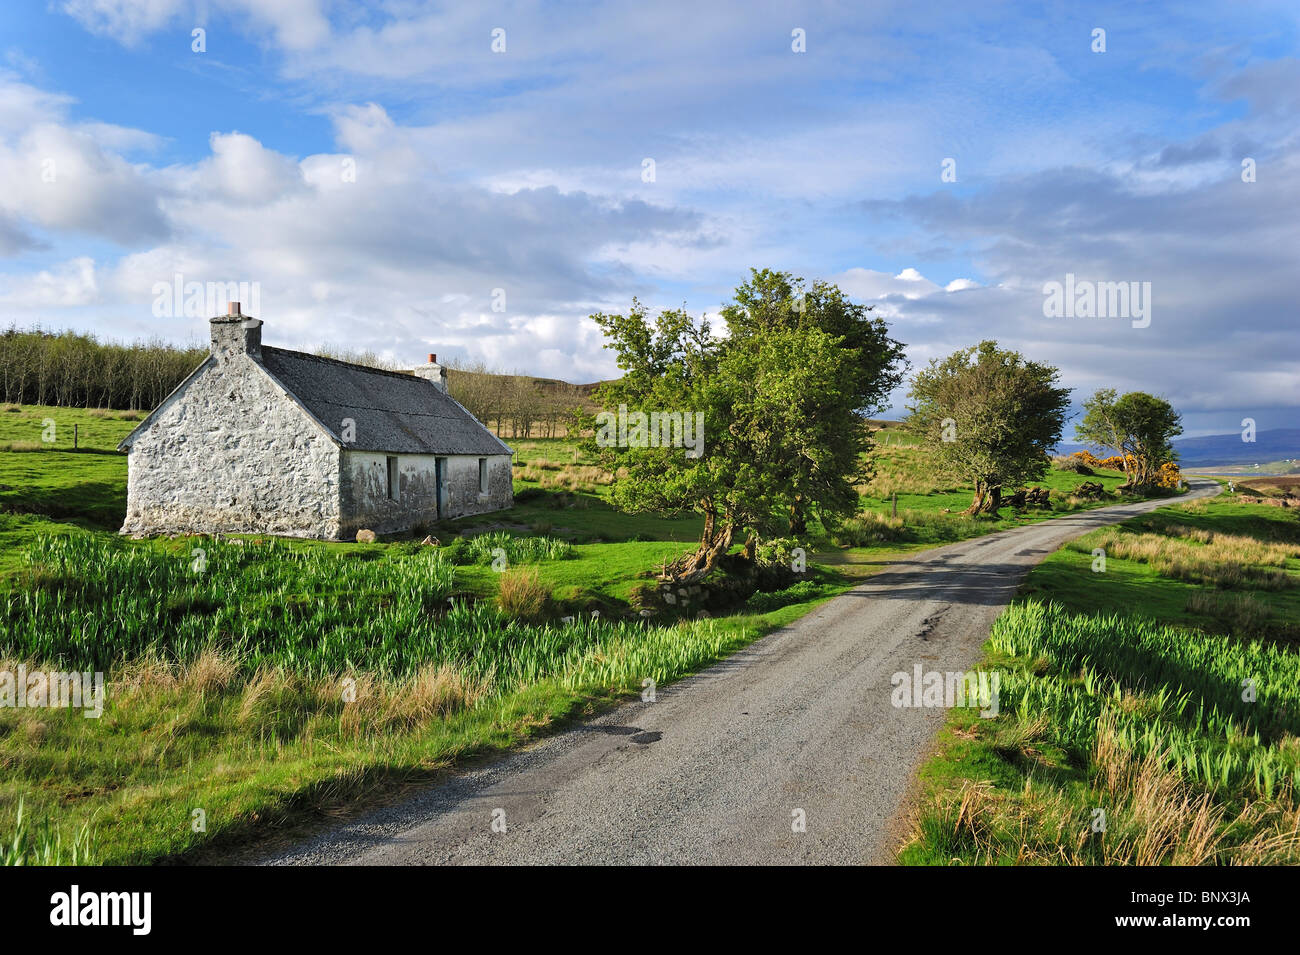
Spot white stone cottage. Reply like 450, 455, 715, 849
118, 305, 514, 540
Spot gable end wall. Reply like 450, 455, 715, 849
121, 355, 343, 539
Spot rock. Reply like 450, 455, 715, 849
355, 529, 377, 543
1075, 481, 1106, 500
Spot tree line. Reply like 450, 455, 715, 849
0, 327, 207, 411
1, 326, 592, 437
442, 360, 594, 439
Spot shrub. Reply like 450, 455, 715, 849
1052, 454, 1094, 475
744, 580, 827, 613
1154, 461, 1182, 489
1098, 454, 1135, 471
754, 536, 802, 567
834, 511, 907, 545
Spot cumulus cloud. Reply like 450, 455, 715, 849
0, 123, 170, 243
0, 85, 709, 377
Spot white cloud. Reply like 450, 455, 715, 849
61, 0, 330, 50
0, 256, 98, 307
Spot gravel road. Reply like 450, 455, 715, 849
260, 478, 1220, 866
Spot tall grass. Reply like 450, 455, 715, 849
457, 531, 572, 564
496, 567, 550, 622
1, 533, 584, 679
834, 508, 971, 545
1, 799, 92, 866
915, 717, 1300, 865
990, 601, 1300, 797
1083, 524, 1299, 589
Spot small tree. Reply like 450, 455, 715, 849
1076, 389, 1182, 489
907, 341, 1071, 514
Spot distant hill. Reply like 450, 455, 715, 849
1055, 428, 1300, 469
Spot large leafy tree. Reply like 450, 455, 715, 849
588, 274, 906, 582
719, 269, 907, 532
1076, 389, 1182, 488
907, 341, 1071, 514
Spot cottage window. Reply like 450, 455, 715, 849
478, 458, 489, 494
386, 456, 399, 501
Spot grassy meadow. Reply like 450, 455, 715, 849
902, 492, 1300, 865
0, 403, 1155, 864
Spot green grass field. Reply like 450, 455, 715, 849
901, 492, 1300, 865
0, 404, 1175, 865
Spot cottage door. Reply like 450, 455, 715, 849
435, 457, 448, 519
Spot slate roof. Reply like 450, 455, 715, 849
259, 346, 512, 456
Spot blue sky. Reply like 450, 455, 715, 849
0, 1, 1297, 436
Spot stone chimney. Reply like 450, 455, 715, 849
209, 302, 262, 362
413, 352, 447, 392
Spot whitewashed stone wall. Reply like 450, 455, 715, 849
341, 451, 513, 535
121, 357, 343, 538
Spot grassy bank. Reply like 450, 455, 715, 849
0, 555, 823, 865
901, 492, 1300, 865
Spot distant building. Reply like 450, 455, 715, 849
118, 304, 513, 539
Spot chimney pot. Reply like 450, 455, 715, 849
428, 353, 436, 363
228, 301, 241, 316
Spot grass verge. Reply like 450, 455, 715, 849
901, 493, 1300, 865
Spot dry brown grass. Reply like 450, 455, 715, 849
514, 462, 613, 491
1090, 524, 1300, 589
88, 651, 493, 737
112, 651, 240, 702
81, 408, 141, 420
496, 567, 550, 622
336, 665, 492, 736
921, 717, 1300, 865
